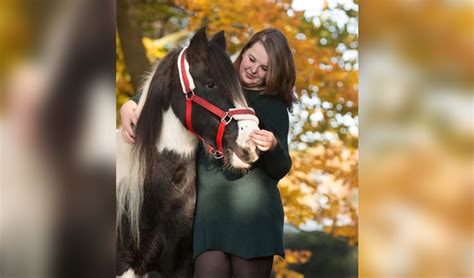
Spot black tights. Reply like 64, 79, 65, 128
194, 250, 274, 278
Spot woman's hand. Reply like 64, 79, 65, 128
120, 100, 138, 144
250, 129, 277, 152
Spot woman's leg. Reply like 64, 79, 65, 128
230, 255, 274, 278
194, 250, 232, 278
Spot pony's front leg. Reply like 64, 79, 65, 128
117, 268, 148, 278
173, 256, 194, 278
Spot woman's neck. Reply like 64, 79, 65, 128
242, 85, 265, 91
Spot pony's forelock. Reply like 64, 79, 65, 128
207, 44, 247, 107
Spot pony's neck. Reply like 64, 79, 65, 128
156, 107, 198, 157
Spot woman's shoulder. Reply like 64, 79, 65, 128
261, 94, 289, 114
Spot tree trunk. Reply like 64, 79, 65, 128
117, 0, 150, 92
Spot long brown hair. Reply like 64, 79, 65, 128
234, 28, 297, 108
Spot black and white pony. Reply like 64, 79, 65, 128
116, 27, 260, 277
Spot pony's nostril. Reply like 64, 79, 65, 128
243, 147, 259, 163
252, 149, 260, 162
244, 138, 257, 149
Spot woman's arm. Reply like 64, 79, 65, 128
252, 102, 292, 180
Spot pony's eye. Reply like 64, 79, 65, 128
205, 82, 215, 89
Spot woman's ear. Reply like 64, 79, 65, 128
210, 30, 226, 52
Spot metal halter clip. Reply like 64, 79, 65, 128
221, 112, 233, 125
212, 149, 224, 159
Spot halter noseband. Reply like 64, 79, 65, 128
177, 47, 258, 159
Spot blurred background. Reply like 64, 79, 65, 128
1, 0, 116, 277
359, 0, 473, 277
0, 0, 472, 277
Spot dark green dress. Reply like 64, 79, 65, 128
192, 89, 292, 260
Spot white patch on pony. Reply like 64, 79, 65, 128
229, 101, 261, 168
230, 152, 252, 168
230, 117, 260, 168
232, 110, 260, 164
116, 128, 144, 245
235, 118, 259, 146
118, 268, 147, 278
156, 107, 198, 156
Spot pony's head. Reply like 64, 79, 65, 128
179, 27, 261, 167
135, 27, 260, 169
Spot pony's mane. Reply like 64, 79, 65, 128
133, 48, 181, 176
119, 48, 181, 245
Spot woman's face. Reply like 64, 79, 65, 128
238, 42, 269, 89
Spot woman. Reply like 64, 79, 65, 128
120, 28, 296, 277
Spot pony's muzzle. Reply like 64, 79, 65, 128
242, 138, 259, 163
228, 137, 260, 169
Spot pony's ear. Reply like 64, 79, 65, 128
210, 30, 226, 52
187, 26, 208, 59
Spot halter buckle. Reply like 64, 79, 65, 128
185, 90, 194, 100
221, 112, 233, 125
208, 145, 224, 159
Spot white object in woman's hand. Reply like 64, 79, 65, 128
250, 129, 277, 152
120, 100, 138, 144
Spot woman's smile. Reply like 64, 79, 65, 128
245, 72, 257, 80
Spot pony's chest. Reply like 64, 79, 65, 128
145, 150, 197, 193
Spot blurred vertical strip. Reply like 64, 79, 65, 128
1, 0, 116, 277
359, 0, 473, 277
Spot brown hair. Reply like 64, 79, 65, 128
234, 28, 297, 108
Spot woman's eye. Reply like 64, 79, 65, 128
205, 82, 215, 89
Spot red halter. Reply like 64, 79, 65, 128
177, 47, 257, 159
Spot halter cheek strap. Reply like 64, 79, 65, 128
177, 47, 195, 133
177, 47, 258, 159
